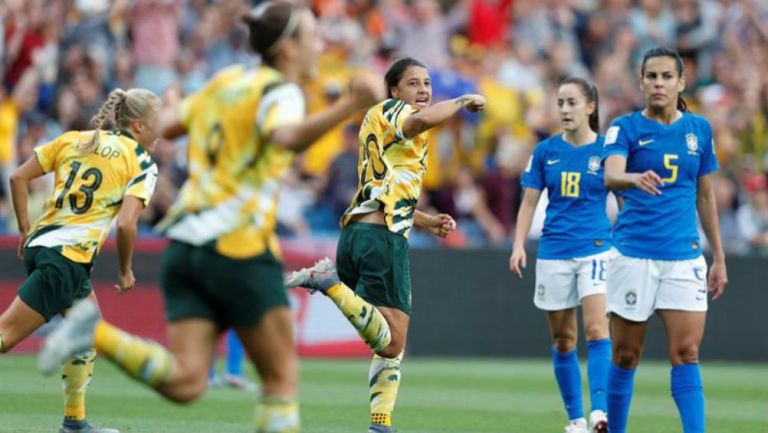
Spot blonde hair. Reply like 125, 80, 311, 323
80, 88, 160, 154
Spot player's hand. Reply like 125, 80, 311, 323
17, 232, 28, 261
426, 213, 456, 238
115, 269, 135, 294
509, 246, 527, 279
633, 170, 664, 195
459, 94, 486, 113
708, 258, 727, 301
348, 75, 387, 110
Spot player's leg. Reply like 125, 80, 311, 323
286, 224, 395, 352
235, 307, 299, 433
0, 296, 45, 352
61, 290, 120, 433
536, 258, 585, 431
658, 310, 707, 433
221, 328, 255, 390
605, 253, 658, 433
0, 246, 63, 352
368, 306, 408, 432
546, 308, 586, 432
576, 252, 611, 432
656, 256, 709, 433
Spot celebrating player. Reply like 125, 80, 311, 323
0, 87, 160, 433
285, 57, 485, 433
602, 46, 728, 433
38, 2, 384, 433
509, 77, 611, 433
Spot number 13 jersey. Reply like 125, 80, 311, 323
28, 130, 157, 263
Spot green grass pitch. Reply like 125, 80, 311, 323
1, 355, 766, 432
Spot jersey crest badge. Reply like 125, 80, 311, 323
588, 156, 600, 174
686, 133, 698, 154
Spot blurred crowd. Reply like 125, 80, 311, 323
0, 0, 767, 255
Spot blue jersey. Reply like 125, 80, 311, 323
521, 134, 612, 259
602, 111, 719, 260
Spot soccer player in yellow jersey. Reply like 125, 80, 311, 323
0, 87, 161, 433
38, 2, 385, 433
286, 57, 486, 433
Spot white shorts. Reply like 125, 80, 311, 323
534, 250, 614, 311
607, 251, 708, 321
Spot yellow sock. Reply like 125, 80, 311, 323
327, 283, 391, 352
0, 333, 4, 352
62, 349, 96, 422
255, 395, 300, 433
369, 352, 403, 427
94, 321, 172, 387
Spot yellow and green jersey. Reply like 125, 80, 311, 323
28, 130, 157, 263
341, 99, 429, 237
156, 65, 305, 259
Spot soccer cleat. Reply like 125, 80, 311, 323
564, 418, 588, 433
284, 258, 340, 294
589, 410, 608, 433
59, 420, 119, 433
368, 425, 396, 433
39, 299, 100, 376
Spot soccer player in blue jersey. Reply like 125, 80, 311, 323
510, 77, 612, 433
602, 47, 728, 433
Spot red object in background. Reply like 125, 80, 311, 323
3, 24, 45, 88
467, 0, 514, 48
0, 239, 369, 357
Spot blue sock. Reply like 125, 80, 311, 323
226, 329, 245, 377
607, 363, 636, 433
587, 339, 611, 413
671, 364, 705, 433
552, 346, 584, 420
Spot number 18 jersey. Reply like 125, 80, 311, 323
521, 133, 612, 259
28, 130, 157, 264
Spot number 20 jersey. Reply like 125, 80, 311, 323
341, 99, 429, 238
29, 130, 157, 263
602, 111, 719, 260
156, 65, 303, 259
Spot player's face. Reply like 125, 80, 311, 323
557, 83, 594, 132
390, 66, 431, 109
641, 56, 685, 111
292, 10, 324, 81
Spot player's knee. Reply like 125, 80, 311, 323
584, 322, 608, 342
552, 336, 576, 353
612, 346, 641, 369
671, 342, 700, 364
378, 339, 405, 359
165, 381, 207, 404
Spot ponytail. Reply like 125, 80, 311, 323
79, 87, 159, 154
80, 89, 126, 155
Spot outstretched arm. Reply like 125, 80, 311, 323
401, 95, 485, 138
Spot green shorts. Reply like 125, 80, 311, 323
18, 247, 93, 322
160, 240, 289, 327
336, 222, 412, 314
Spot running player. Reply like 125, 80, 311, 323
602, 46, 727, 433
0, 87, 161, 433
38, 3, 384, 433
509, 77, 611, 433
285, 57, 485, 433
